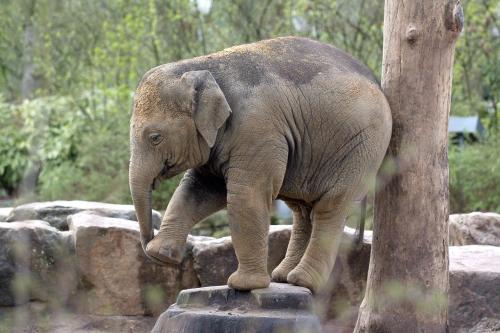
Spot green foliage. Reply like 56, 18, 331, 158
449, 135, 500, 213
0, 97, 29, 194
151, 175, 183, 211
0, 89, 179, 209
452, 0, 499, 130
190, 210, 288, 238
0, 0, 498, 216
38, 88, 131, 203
191, 211, 230, 238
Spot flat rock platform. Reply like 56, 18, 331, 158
152, 283, 322, 333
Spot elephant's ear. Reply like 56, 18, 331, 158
181, 70, 231, 148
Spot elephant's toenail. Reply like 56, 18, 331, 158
159, 246, 182, 263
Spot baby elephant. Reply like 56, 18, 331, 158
129, 37, 391, 293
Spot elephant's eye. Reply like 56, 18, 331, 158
149, 133, 163, 146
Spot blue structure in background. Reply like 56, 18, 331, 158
449, 116, 485, 146
275, 200, 292, 219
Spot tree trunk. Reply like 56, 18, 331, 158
18, 0, 42, 198
354, 1, 463, 332
21, 0, 37, 100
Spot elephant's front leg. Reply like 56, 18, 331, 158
146, 169, 226, 264
226, 180, 274, 290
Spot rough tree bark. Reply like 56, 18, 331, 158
354, 1, 463, 332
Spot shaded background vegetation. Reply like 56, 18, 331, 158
1, 0, 499, 219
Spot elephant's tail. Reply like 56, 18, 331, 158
355, 196, 367, 246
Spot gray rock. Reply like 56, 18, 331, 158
316, 226, 372, 324
191, 235, 235, 286
6, 200, 162, 230
0, 207, 12, 222
467, 317, 500, 333
68, 213, 199, 316
152, 283, 321, 333
449, 212, 500, 246
317, 236, 500, 333
0, 220, 77, 306
3, 203, 498, 333
267, 225, 293, 273
449, 245, 500, 332
318, 237, 500, 333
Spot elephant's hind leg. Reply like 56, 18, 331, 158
271, 202, 312, 282
287, 196, 349, 293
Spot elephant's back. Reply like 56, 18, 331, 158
251, 37, 379, 85
167, 37, 379, 88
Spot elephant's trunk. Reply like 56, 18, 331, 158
129, 171, 154, 255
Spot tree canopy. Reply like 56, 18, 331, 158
0, 0, 498, 213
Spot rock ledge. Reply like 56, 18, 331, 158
152, 283, 322, 333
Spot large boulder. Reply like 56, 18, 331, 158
449, 212, 500, 246
6, 201, 162, 230
316, 227, 372, 328
2, 202, 499, 333
0, 220, 77, 306
68, 213, 199, 316
468, 318, 500, 333
449, 245, 500, 332
319, 238, 500, 333
190, 235, 234, 287
0, 207, 12, 222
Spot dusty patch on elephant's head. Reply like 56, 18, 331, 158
132, 69, 188, 136
133, 71, 164, 129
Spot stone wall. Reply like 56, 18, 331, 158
1, 201, 499, 333
449, 212, 500, 246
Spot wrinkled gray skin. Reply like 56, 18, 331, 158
129, 37, 391, 293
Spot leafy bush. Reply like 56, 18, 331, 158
449, 135, 500, 213
0, 97, 29, 195
190, 210, 290, 239
0, 90, 179, 210
151, 176, 183, 212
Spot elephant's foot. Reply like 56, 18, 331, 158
287, 264, 324, 294
227, 269, 270, 290
145, 235, 185, 265
271, 259, 297, 282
